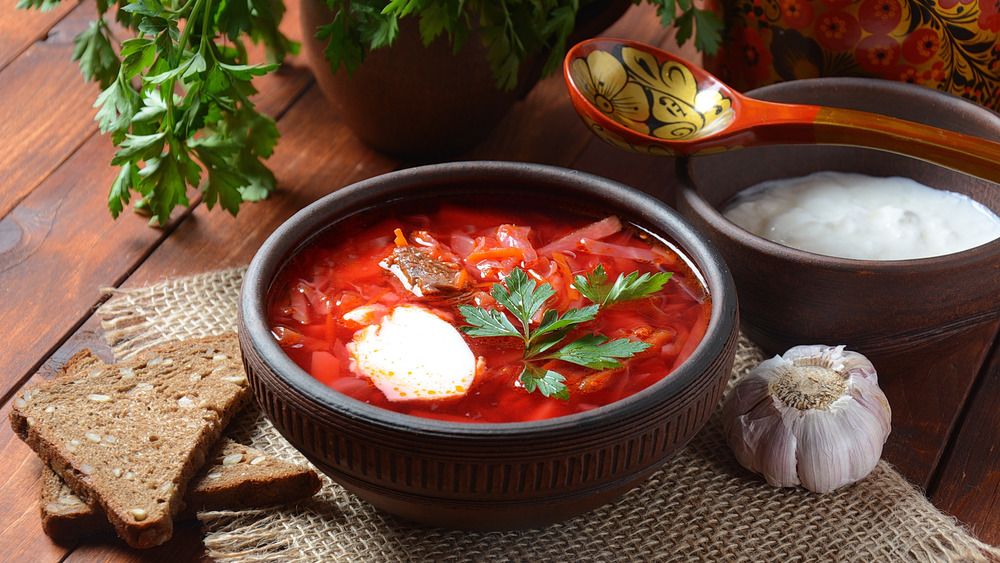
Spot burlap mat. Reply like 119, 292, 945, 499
97, 267, 1000, 562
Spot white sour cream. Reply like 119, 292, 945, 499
722, 171, 1000, 260
347, 305, 477, 402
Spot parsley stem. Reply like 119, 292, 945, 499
161, 0, 207, 143
172, 0, 197, 14
201, 0, 213, 46
173, 0, 205, 69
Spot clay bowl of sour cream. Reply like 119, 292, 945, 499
676, 77, 1000, 382
238, 161, 739, 530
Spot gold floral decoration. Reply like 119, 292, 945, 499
571, 45, 734, 147
570, 50, 652, 136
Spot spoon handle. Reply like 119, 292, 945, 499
810, 106, 1000, 184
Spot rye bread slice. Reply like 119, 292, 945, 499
40, 438, 322, 541
10, 334, 251, 548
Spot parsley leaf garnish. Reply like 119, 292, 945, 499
573, 264, 673, 307
459, 266, 673, 400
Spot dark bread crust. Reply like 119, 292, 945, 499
10, 334, 251, 548
40, 439, 322, 541
184, 440, 323, 513
39, 465, 112, 541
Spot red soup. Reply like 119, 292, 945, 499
267, 203, 711, 423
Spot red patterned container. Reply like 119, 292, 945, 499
705, 0, 1000, 110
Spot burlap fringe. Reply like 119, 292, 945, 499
99, 266, 247, 360
97, 267, 1000, 562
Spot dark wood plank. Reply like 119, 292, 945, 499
930, 337, 1000, 545
0, 396, 73, 562
61, 524, 209, 563
0, 2, 102, 219
0, 136, 164, 402
0, 0, 76, 69
0, 0, 310, 221
879, 320, 1000, 492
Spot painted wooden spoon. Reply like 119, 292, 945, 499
564, 38, 1000, 183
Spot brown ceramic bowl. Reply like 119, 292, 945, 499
238, 161, 739, 530
676, 77, 1000, 382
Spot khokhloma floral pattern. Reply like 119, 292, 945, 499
705, 0, 1000, 111
569, 45, 734, 156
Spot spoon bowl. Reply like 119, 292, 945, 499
564, 38, 1000, 183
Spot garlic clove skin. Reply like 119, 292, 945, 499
723, 374, 800, 488
722, 345, 891, 493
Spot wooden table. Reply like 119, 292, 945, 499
2, 2, 999, 560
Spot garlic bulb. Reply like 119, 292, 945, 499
722, 344, 891, 493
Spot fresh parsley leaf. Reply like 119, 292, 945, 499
93, 77, 140, 138
17, 0, 61, 11
120, 38, 157, 81
332, 1, 723, 90
110, 132, 166, 166
531, 305, 599, 346
520, 364, 570, 401
361, 10, 399, 49
645, 0, 723, 55
136, 151, 196, 225
73, 20, 120, 88
492, 268, 555, 336
458, 305, 521, 339
217, 61, 279, 80
108, 162, 137, 219
539, 5, 577, 78
317, 6, 366, 76
572, 264, 610, 304
546, 334, 651, 370
413, 1, 467, 50
382, 0, 421, 17
131, 89, 168, 123
692, 8, 725, 55
573, 264, 673, 307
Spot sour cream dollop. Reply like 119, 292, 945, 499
347, 305, 477, 402
722, 171, 1000, 260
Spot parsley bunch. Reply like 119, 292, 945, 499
459, 265, 672, 400
18, 0, 295, 225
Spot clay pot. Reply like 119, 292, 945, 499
299, 1, 630, 157
704, 0, 1000, 111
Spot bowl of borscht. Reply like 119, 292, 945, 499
676, 77, 1000, 385
238, 161, 739, 530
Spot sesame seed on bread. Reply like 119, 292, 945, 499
40, 438, 322, 541
10, 334, 251, 548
